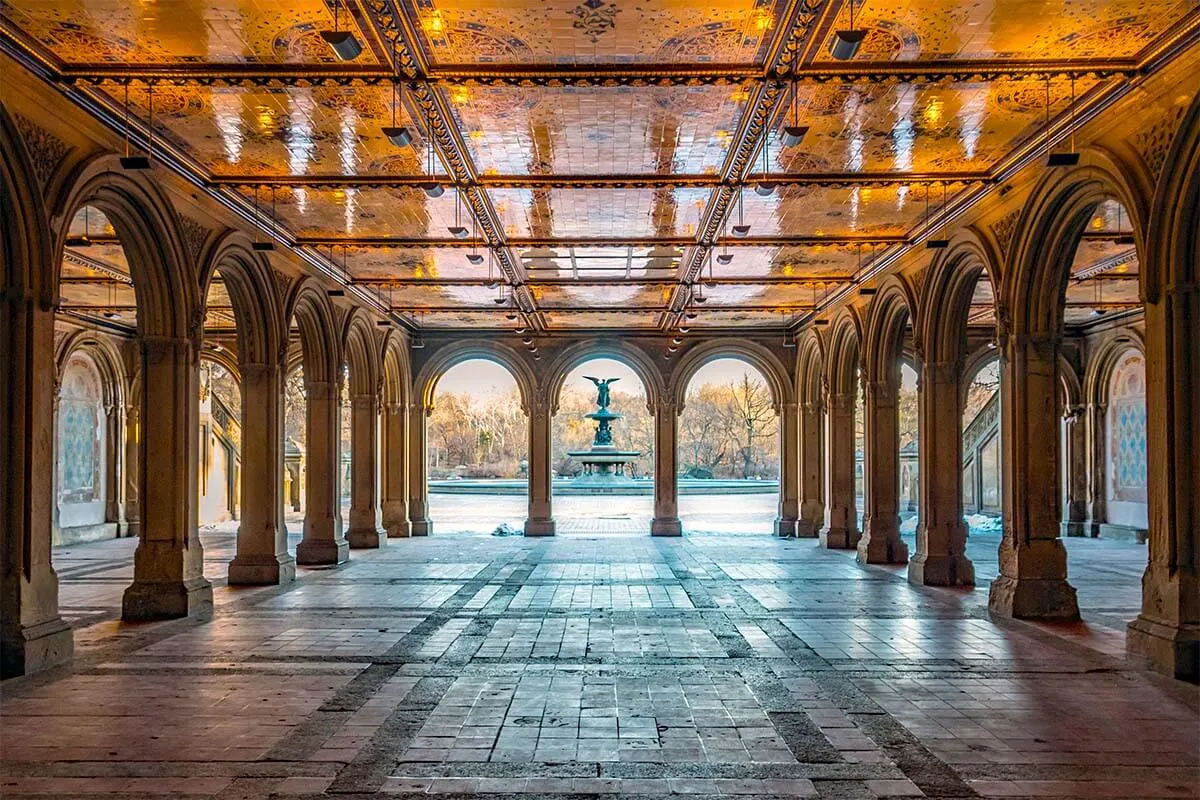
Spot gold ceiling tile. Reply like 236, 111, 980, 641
541, 310, 661, 328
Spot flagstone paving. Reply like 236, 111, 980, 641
1, 513, 1196, 799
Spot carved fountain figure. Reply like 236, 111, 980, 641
567, 376, 641, 488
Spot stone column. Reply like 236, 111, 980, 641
858, 379, 909, 564
346, 392, 385, 548
103, 403, 128, 535
775, 401, 800, 537
1085, 401, 1107, 537
823, 391, 859, 548
122, 337, 213, 621
227, 362, 295, 585
381, 402, 410, 537
1061, 404, 1089, 536
1127, 283, 1199, 681
988, 334, 1079, 620
295, 379, 349, 564
798, 399, 824, 537
123, 403, 140, 537
909, 360, 974, 586
0, 293, 73, 677
408, 402, 432, 536
651, 401, 682, 536
525, 399, 555, 536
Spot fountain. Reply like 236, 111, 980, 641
567, 376, 641, 487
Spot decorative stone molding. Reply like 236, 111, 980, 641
1133, 105, 1186, 181
12, 113, 70, 189
991, 208, 1021, 258
178, 216, 209, 268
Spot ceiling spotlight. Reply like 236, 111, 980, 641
448, 225, 469, 239
830, 0, 866, 60
858, 286, 877, 296
411, 334, 425, 349
506, 312, 519, 321
421, 181, 445, 198
716, 253, 734, 265
119, 155, 151, 171
679, 326, 691, 334
1046, 152, 1080, 168
521, 337, 533, 345
780, 125, 809, 148
754, 181, 776, 197
466, 253, 484, 265
783, 333, 797, 349
321, 1, 361, 61
529, 347, 539, 355
672, 337, 682, 346
925, 238, 949, 250
326, 288, 345, 298
1044, 76, 1080, 167
376, 319, 391, 328
814, 319, 830, 327
515, 326, 526, 334
693, 292, 707, 304
383, 125, 412, 147
668, 345, 678, 354
252, 241, 276, 252
685, 310, 698, 320
103, 310, 121, 320
1115, 233, 1135, 246
732, 224, 751, 237
1090, 308, 1108, 318
65, 233, 92, 248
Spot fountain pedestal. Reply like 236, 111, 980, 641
566, 384, 640, 489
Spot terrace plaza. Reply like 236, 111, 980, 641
1, 1, 1199, 799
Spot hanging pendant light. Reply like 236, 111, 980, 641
447, 187, 469, 238
925, 183, 950, 249
830, 0, 867, 61
252, 186, 277, 251
717, 219, 733, 264
120, 83, 151, 170
419, 115, 445, 197
66, 207, 93, 248
755, 129, 776, 196
382, 45, 413, 147
327, 245, 347, 297
321, 0, 363, 61
780, 80, 809, 147
1046, 76, 1081, 167
732, 191, 751, 237
467, 215, 484, 264
1115, 206, 1135, 246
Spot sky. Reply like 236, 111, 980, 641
434, 357, 771, 401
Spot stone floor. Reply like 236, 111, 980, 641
2, 502, 1197, 799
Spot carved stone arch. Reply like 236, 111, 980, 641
962, 342, 1002, 389
1084, 332, 1147, 409
1, 104, 55, 307
415, 340, 536, 414
49, 154, 197, 340
919, 227, 1003, 367
1147, 90, 1200, 296
198, 343, 243, 384
342, 308, 382, 397
825, 307, 864, 398
795, 329, 826, 406
1003, 147, 1153, 336
864, 274, 920, 385
1059, 352, 1083, 411
199, 231, 284, 368
670, 338, 792, 413
380, 330, 413, 407
54, 330, 128, 408
284, 278, 340, 385
544, 339, 664, 415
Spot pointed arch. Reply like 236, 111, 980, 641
863, 274, 919, 385
342, 308, 382, 398
825, 307, 863, 397
795, 329, 826, 406
285, 279, 340, 385
49, 155, 197, 339
919, 227, 1003, 367
381, 329, 413, 407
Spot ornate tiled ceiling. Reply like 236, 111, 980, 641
5, 0, 1188, 333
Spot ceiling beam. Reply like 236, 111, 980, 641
296, 234, 908, 248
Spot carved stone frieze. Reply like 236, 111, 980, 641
992, 208, 1021, 258
1133, 105, 1186, 182
178, 216, 209, 268
12, 113, 71, 189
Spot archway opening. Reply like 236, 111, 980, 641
897, 360, 920, 539
283, 363, 307, 522
196, 357, 241, 529
678, 358, 779, 535
552, 358, 654, 535
427, 359, 528, 533
55, 350, 117, 545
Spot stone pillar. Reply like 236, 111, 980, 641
0, 293, 73, 677
651, 401, 682, 536
346, 392, 385, 548
123, 403, 140, 537
775, 401, 800, 537
988, 334, 1079, 620
797, 400, 824, 537
525, 399, 555, 536
122, 337, 213, 621
1127, 283, 1199, 681
858, 379, 909, 564
909, 360, 974, 586
381, 402, 410, 537
1061, 404, 1089, 536
823, 391, 859, 548
408, 402, 432, 536
295, 379, 349, 564
227, 362, 295, 585
103, 403, 128, 535
1085, 401, 1107, 537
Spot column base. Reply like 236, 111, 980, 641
1, 616, 74, 679
1127, 615, 1200, 683
385, 519, 411, 538
821, 527, 860, 549
856, 518, 909, 564
907, 553, 975, 586
296, 538, 350, 566
122, 576, 213, 622
410, 519, 432, 537
651, 517, 682, 537
774, 517, 798, 538
987, 575, 1079, 621
524, 518, 556, 537
795, 519, 819, 539
346, 527, 387, 549
227, 553, 297, 585
1061, 520, 1089, 537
